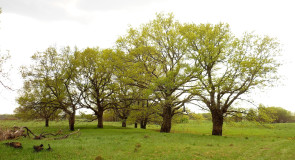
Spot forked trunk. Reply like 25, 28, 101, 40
69, 113, 75, 131
160, 106, 172, 133
97, 109, 104, 128
211, 111, 224, 136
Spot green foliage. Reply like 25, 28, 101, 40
116, 13, 197, 132
103, 110, 119, 122
172, 114, 189, 123
188, 113, 205, 121
79, 112, 95, 121
257, 105, 278, 123
15, 79, 61, 123
16, 13, 281, 134
270, 107, 292, 123
201, 113, 212, 120
246, 105, 293, 123
182, 20, 280, 135
225, 108, 246, 122
75, 48, 116, 115
20, 46, 84, 130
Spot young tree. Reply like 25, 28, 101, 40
128, 96, 161, 129
111, 81, 139, 127
15, 80, 60, 127
183, 23, 280, 135
116, 13, 196, 133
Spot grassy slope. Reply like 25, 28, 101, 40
0, 120, 295, 160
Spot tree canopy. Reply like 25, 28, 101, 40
184, 23, 280, 135
16, 13, 281, 135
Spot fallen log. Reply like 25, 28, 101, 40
1, 126, 79, 141
0, 127, 27, 140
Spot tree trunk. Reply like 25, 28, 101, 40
140, 118, 148, 129
160, 106, 172, 133
69, 113, 75, 131
97, 109, 104, 128
211, 111, 224, 136
122, 118, 127, 127
134, 122, 137, 128
45, 118, 49, 127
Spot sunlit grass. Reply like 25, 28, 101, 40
1, 120, 295, 160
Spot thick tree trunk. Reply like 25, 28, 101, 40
122, 118, 127, 127
97, 109, 104, 128
140, 118, 148, 129
160, 106, 172, 133
134, 122, 138, 128
211, 111, 224, 136
69, 113, 75, 131
45, 118, 49, 127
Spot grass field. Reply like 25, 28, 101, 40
1, 120, 295, 160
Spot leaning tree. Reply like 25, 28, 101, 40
182, 23, 280, 135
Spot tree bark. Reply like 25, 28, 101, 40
140, 118, 148, 129
160, 106, 172, 133
69, 113, 75, 131
134, 122, 138, 128
211, 111, 224, 136
122, 118, 127, 127
45, 118, 49, 127
97, 109, 104, 128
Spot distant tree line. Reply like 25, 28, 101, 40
14, 13, 281, 136
224, 104, 294, 123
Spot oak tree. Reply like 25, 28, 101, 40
183, 23, 280, 135
75, 48, 116, 128
116, 13, 196, 132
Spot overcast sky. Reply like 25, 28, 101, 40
0, 0, 294, 114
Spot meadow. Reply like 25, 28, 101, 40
0, 120, 295, 160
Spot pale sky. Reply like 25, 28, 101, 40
0, 0, 294, 114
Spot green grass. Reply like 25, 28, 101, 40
1, 120, 295, 160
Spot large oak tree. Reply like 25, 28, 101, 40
76, 48, 116, 128
116, 13, 197, 132
183, 23, 280, 135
